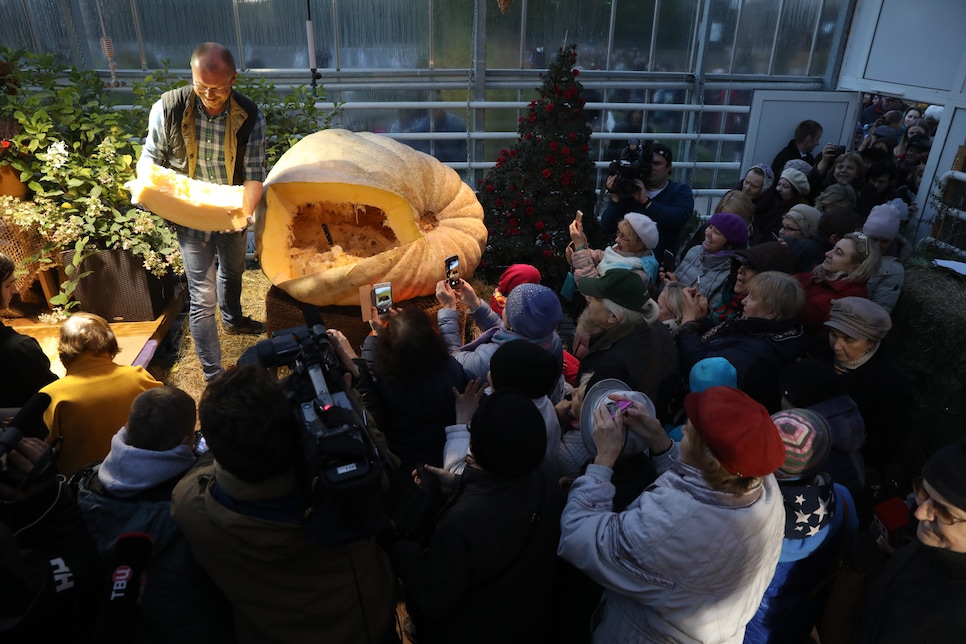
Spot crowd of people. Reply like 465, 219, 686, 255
2, 44, 964, 644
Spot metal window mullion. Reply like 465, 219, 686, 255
648, 0, 660, 72
805, 0, 827, 75
332, 0, 342, 72
766, 0, 785, 75
728, 0, 744, 74
231, 0, 245, 69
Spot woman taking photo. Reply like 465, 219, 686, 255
795, 232, 881, 334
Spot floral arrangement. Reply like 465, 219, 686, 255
477, 44, 598, 292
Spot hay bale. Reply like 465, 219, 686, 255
265, 286, 470, 354
891, 262, 966, 455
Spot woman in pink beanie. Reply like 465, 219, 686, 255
862, 202, 906, 313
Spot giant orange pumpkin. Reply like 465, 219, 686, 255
255, 129, 487, 306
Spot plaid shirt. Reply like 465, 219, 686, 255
142, 93, 266, 241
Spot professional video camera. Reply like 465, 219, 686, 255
239, 316, 388, 545
607, 139, 652, 197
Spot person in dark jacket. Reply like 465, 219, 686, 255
1, 437, 101, 641
75, 386, 233, 643
599, 144, 695, 255
355, 307, 468, 473
391, 388, 563, 644
771, 119, 823, 175
574, 269, 680, 423
744, 408, 858, 644
0, 252, 57, 412
860, 436, 966, 643
811, 297, 913, 481
676, 272, 807, 413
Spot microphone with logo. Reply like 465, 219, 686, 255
94, 531, 154, 642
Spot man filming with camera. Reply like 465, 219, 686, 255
599, 142, 695, 257
171, 365, 398, 644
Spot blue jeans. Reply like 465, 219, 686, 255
176, 228, 248, 380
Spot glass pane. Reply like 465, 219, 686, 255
810, 0, 847, 76
9, 0, 82, 65
524, 0, 611, 71
486, 0, 523, 68
76, 0, 141, 71
338, 0, 427, 69
433, 2, 473, 68
134, 0, 235, 69
0, 0, 35, 53
732, 0, 781, 75
654, 0, 700, 72
240, 1, 333, 70
772, 0, 821, 75
611, 0, 657, 70
704, 0, 741, 73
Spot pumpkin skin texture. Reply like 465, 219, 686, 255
255, 129, 486, 306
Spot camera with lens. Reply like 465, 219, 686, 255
239, 315, 388, 545
607, 139, 653, 197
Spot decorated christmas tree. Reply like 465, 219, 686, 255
478, 44, 598, 292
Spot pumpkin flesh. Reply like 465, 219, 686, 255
257, 129, 486, 307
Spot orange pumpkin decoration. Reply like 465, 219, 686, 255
255, 129, 487, 306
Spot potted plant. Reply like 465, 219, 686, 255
0, 47, 341, 321
0, 49, 182, 320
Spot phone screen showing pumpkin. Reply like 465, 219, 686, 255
445, 255, 460, 287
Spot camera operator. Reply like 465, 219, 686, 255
600, 143, 695, 257
1, 436, 101, 640
170, 365, 397, 644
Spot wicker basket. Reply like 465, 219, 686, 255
0, 216, 51, 309
61, 249, 177, 322
265, 286, 470, 353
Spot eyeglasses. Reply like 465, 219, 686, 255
193, 82, 234, 96
913, 477, 966, 526
780, 224, 801, 234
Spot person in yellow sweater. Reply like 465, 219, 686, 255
41, 313, 161, 475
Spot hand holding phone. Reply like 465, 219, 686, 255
444, 255, 461, 288
371, 282, 392, 314
661, 250, 675, 274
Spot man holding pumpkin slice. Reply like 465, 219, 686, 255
137, 41, 267, 381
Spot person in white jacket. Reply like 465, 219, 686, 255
557, 386, 786, 643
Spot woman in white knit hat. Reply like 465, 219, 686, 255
568, 211, 660, 290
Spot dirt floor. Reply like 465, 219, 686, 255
151, 267, 270, 402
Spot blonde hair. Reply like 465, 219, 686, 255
815, 183, 856, 212
616, 219, 646, 254
812, 232, 882, 283
714, 189, 755, 224
58, 312, 119, 367
681, 422, 761, 496
746, 271, 805, 320
832, 152, 865, 180
661, 281, 686, 322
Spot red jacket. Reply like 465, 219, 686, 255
795, 273, 868, 334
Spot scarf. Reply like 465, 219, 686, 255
97, 426, 197, 498
596, 246, 659, 284
833, 341, 880, 373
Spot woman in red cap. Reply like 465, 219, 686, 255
558, 386, 786, 643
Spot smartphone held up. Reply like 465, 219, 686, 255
371, 282, 393, 314
444, 255, 461, 288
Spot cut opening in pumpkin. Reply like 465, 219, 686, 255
262, 181, 424, 279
